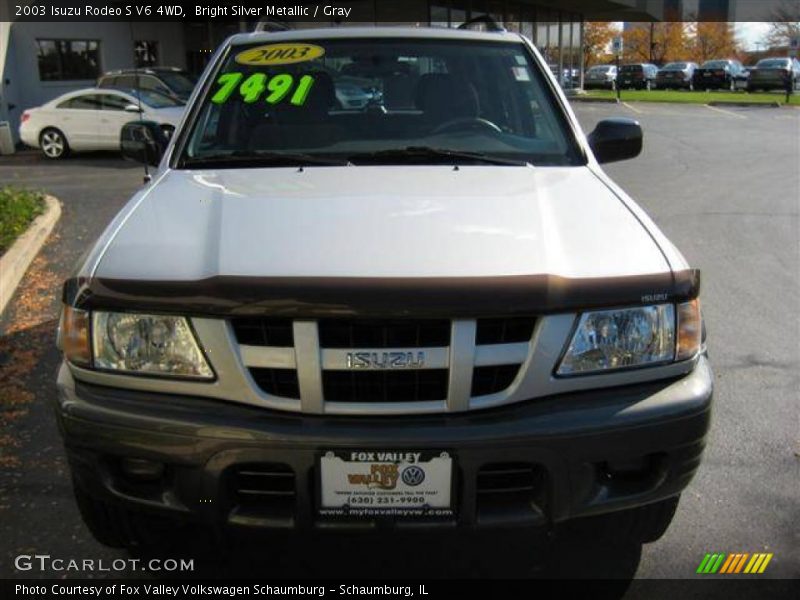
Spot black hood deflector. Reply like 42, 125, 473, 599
63, 270, 700, 318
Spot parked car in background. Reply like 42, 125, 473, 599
655, 62, 698, 90
746, 57, 800, 92
19, 88, 184, 159
692, 59, 748, 91
618, 63, 658, 90
98, 67, 198, 102
584, 64, 617, 90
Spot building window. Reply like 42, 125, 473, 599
134, 40, 159, 67
36, 40, 100, 81
430, 3, 449, 28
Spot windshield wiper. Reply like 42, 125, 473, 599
346, 147, 530, 167
179, 151, 351, 169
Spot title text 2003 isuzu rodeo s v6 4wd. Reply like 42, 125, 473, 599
56, 26, 712, 551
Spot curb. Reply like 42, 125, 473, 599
0, 194, 61, 317
707, 101, 782, 108
569, 97, 620, 104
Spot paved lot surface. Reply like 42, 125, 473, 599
0, 103, 797, 585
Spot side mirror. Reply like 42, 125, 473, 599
124, 104, 143, 113
120, 121, 168, 167
588, 118, 643, 164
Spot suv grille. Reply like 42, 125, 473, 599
233, 317, 534, 412
231, 317, 293, 347
323, 370, 448, 403
471, 365, 521, 397
249, 368, 300, 399
475, 317, 535, 345
318, 319, 450, 348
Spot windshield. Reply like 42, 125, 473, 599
662, 63, 688, 70
157, 71, 198, 94
702, 61, 729, 69
134, 89, 183, 108
756, 59, 788, 68
179, 38, 582, 168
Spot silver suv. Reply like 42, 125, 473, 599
56, 26, 711, 554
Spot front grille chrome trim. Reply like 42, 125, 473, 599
446, 320, 477, 412
239, 345, 296, 369
474, 343, 529, 367
293, 321, 324, 415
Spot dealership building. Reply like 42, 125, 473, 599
0, 1, 731, 144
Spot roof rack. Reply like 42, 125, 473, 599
457, 15, 506, 33
254, 19, 292, 33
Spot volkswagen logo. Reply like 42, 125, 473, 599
401, 465, 425, 486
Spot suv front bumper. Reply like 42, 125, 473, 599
55, 357, 712, 532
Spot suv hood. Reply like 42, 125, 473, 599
97, 166, 668, 279
83, 166, 692, 316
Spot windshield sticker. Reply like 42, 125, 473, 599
211, 73, 315, 106
512, 66, 531, 81
235, 43, 325, 66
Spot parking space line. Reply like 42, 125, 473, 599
704, 104, 747, 119
622, 102, 643, 114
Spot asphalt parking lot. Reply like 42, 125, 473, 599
0, 102, 797, 583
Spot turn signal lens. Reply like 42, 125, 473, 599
62, 305, 91, 367
677, 299, 702, 361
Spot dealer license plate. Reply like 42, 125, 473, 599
318, 450, 453, 518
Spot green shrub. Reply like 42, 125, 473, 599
0, 188, 45, 255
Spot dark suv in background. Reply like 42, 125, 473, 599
618, 63, 658, 90
97, 67, 198, 103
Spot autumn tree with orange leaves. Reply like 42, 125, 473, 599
583, 22, 617, 67
689, 22, 742, 63
622, 23, 690, 64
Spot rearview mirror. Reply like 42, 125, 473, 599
120, 121, 168, 168
124, 104, 143, 113
588, 118, 643, 164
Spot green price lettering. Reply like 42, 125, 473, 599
290, 75, 315, 106
211, 72, 316, 106
239, 73, 267, 103
211, 72, 243, 104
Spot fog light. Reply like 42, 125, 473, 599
120, 457, 165, 481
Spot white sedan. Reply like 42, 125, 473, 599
19, 88, 185, 159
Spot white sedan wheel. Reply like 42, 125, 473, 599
40, 130, 67, 159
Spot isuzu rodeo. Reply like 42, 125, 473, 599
56, 24, 712, 551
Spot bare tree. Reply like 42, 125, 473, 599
763, 1, 800, 48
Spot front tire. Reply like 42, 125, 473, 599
39, 128, 69, 159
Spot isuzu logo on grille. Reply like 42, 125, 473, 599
345, 351, 425, 369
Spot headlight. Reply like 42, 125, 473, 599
92, 311, 213, 379
557, 304, 675, 376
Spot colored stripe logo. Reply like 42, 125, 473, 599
697, 552, 773, 574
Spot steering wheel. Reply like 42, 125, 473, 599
431, 117, 502, 135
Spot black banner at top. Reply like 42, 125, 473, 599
2, 0, 797, 23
